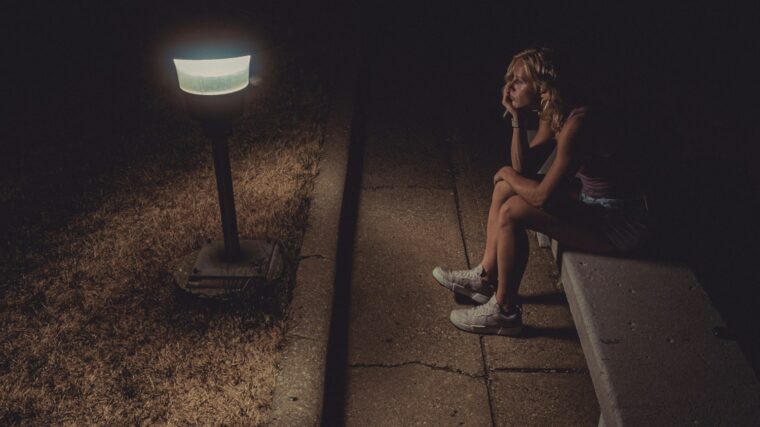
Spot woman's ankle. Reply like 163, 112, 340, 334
479, 264, 497, 285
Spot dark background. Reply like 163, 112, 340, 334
3, 1, 760, 372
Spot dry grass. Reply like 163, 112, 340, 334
0, 45, 327, 425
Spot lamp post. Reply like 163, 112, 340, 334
171, 45, 283, 298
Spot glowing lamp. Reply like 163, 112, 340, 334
168, 38, 283, 298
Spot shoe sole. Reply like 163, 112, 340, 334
432, 268, 491, 304
449, 314, 523, 337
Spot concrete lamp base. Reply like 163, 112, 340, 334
174, 239, 285, 299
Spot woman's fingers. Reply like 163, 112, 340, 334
501, 89, 517, 114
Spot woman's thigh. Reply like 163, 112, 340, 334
505, 196, 618, 254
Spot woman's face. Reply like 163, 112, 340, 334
505, 61, 541, 110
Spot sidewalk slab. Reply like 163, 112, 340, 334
283, 257, 337, 341
348, 187, 483, 376
344, 364, 491, 426
361, 127, 451, 190
490, 372, 599, 426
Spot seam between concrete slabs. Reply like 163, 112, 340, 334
269, 51, 357, 427
349, 361, 486, 379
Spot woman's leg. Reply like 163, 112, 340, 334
431, 180, 514, 302
480, 180, 516, 281
494, 197, 530, 309
493, 195, 617, 310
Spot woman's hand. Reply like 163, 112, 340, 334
501, 84, 518, 120
493, 166, 516, 185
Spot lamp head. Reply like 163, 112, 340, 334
169, 24, 254, 132
173, 55, 250, 96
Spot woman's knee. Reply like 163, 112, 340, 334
498, 198, 520, 227
492, 181, 515, 205
498, 196, 537, 227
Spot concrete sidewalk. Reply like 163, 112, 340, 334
324, 36, 600, 426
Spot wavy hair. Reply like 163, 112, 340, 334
505, 47, 569, 133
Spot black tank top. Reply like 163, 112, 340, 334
570, 107, 638, 199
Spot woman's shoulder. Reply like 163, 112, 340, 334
560, 105, 591, 136
568, 105, 591, 118
563, 106, 592, 131
566, 105, 618, 132
567, 104, 627, 155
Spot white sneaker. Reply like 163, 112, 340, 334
449, 295, 522, 336
432, 264, 494, 304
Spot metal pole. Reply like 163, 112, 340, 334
210, 135, 241, 258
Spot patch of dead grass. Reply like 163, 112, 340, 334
1, 45, 327, 425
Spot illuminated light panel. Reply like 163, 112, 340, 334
173, 55, 250, 95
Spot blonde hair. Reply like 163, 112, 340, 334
505, 47, 567, 133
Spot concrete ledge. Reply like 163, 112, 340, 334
557, 246, 760, 426
269, 56, 356, 425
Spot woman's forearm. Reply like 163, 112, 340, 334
510, 126, 522, 173
509, 124, 529, 174
503, 166, 543, 207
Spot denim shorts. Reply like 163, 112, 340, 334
579, 193, 651, 252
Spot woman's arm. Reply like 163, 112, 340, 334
499, 112, 585, 208
509, 123, 528, 174
501, 84, 554, 175
501, 84, 527, 174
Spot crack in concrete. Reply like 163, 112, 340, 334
479, 336, 497, 427
350, 361, 485, 379
491, 367, 588, 374
361, 184, 451, 191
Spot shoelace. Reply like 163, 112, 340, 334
471, 300, 499, 317
471, 300, 520, 319
450, 267, 479, 282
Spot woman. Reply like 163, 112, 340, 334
433, 47, 650, 336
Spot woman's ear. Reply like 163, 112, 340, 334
538, 87, 548, 103
536, 82, 547, 96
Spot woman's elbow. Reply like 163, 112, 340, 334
530, 191, 548, 209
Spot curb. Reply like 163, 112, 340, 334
269, 42, 359, 426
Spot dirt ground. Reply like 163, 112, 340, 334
0, 19, 331, 424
